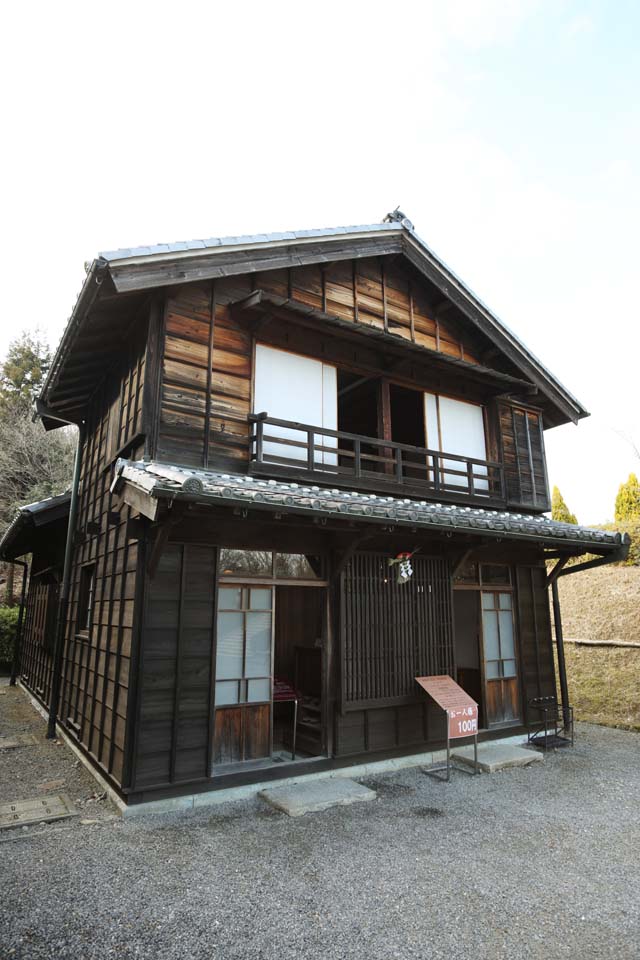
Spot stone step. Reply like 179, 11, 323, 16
260, 778, 376, 817
452, 742, 543, 773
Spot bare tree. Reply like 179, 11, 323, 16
0, 411, 75, 603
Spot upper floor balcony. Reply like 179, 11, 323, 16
249, 413, 506, 509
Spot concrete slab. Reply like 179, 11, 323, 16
452, 743, 543, 773
259, 778, 376, 817
0, 793, 78, 830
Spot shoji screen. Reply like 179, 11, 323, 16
254, 345, 337, 465
424, 393, 488, 489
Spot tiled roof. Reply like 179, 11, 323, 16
0, 492, 71, 560
99, 223, 400, 263
115, 460, 627, 552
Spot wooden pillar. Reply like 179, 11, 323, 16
377, 378, 393, 476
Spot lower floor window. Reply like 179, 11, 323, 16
481, 592, 516, 679
215, 586, 272, 705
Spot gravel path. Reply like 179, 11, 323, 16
1, 682, 639, 960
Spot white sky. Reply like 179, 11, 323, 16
2, 0, 638, 523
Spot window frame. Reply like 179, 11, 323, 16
76, 563, 96, 636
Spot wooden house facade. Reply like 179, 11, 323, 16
1, 215, 629, 808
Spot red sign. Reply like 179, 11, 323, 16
415, 675, 478, 739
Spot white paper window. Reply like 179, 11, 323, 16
254, 344, 337, 466
424, 393, 488, 490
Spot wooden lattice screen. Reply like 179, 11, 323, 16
340, 553, 454, 709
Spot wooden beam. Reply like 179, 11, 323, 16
332, 533, 374, 581
122, 483, 159, 522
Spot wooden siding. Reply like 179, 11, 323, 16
257, 259, 481, 360
515, 565, 557, 721
499, 402, 550, 510
132, 543, 216, 790
155, 257, 491, 471
334, 702, 441, 757
55, 316, 147, 787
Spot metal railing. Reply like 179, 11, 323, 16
249, 413, 505, 503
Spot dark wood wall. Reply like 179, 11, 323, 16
153, 258, 503, 471
54, 314, 148, 786
20, 576, 58, 706
499, 402, 550, 511
515, 564, 557, 720
131, 543, 216, 791
152, 261, 549, 512
18, 519, 67, 707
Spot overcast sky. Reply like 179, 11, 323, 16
2, 0, 638, 523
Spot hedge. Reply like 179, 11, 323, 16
0, 605, 19, 666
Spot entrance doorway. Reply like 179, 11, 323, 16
453, 564, 521, 729
212, 550, 327, 770
453, 591, 485, 725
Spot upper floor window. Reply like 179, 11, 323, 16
253, 344, 337, 465
424, 392, 488, 490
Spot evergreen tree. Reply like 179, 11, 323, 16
614, 473, 640, 522
0, 331, 51, 412
551, 486, 578, 524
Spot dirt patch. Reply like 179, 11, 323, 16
0, 681, 118, 823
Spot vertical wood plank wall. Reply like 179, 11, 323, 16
515, 565, 557, 721
499, 403, 550, 511
54, 316, 148, 786
131, 542, 216, 790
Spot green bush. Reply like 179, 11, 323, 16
0, 605, 19, 666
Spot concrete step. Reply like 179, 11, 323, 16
259, 778, 376, 817
452, 742, 543, 773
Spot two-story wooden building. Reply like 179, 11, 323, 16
1, 213, 629, 808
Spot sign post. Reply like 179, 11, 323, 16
415, 675, 479, 781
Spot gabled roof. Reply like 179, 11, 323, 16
114, 460, 627, 556
39, 217, 588, 428
0, 492, 70, 561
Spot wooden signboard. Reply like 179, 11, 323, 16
415, 675, 478, 740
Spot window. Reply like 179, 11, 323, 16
77, 564, 95, 634
219, 549, 324, 581
424, 392, 488, 490
481, 592, 517, 679
215, 586, 273, 706
253, 344, 337, 465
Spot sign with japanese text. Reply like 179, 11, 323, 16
415, 675, 479, 739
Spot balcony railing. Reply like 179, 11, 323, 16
249, 413, 506, 505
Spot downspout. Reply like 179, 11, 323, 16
551, 579, 571, 727
32, 405, 86, 739
9, 560, 28, 686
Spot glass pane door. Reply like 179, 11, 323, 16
480, 591, 520, 725
215, 586, 273, 706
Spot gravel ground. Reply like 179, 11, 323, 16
1, 682, 639, 960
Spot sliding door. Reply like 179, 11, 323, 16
254, 344, 337, 466
424, 393, 488, 490
213, 585, 273, 764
